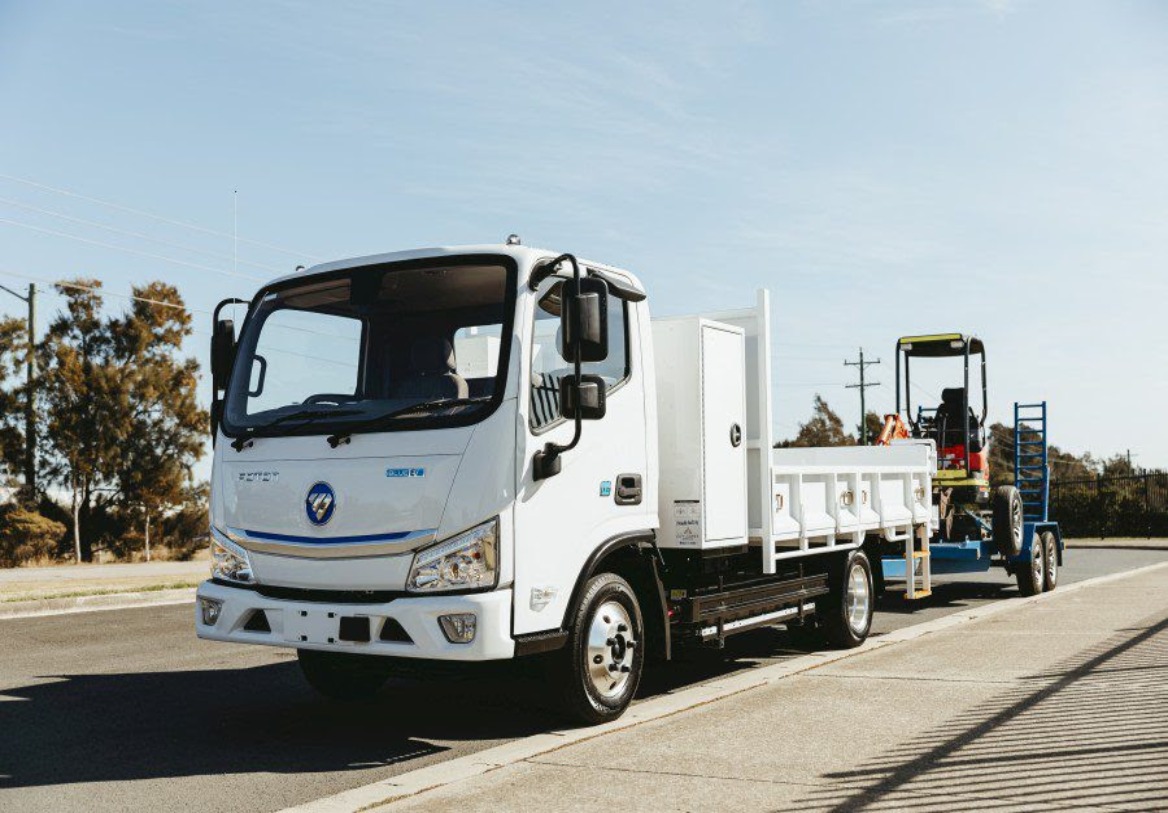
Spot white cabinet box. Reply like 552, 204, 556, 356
652, 317, 748, 550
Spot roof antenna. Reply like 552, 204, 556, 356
233, 190, 238, 278
506, 234, 521, 246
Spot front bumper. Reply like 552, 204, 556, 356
195, 580, 515, 661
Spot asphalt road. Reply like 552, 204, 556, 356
1, 548, 1164, 813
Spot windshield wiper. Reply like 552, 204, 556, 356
325, 397, 492, 448
230, 407, 364, 451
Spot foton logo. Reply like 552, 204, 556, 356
304, 482, 336, 526
238, 471, 279, 483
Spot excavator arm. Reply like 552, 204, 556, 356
875, 413, 911, 446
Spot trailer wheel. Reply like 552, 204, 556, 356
556, 572, 644, 725
993, 486, 1024, 558
1042, 531, 1059, 592
297, 649, 392, 701
1015, 532, 1045, 597
821, 550, 874, 649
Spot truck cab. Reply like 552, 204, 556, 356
197, 242, 932, 723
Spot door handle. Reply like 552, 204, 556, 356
614, 473, 642, 506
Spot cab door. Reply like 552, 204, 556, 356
512, 278, 654, 636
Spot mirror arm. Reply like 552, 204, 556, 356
534, 254, 586, 480
213, 297, 250, 323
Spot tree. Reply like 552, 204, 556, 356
777, 395, 857, 448
0, 317, 28, 490
107, 282, 207, 558
38, 280, 117, 562
988, 420, 1100, 488
37, 279, 207, 562
857, 411, 884, 446
158, 481, 210, 561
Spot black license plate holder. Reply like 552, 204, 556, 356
338, 615, 371, 643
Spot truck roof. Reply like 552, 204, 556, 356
262, 243, 647, 296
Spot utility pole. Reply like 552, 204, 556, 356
0, 282, 36, 499
845, 347, 880, 445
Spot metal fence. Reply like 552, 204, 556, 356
1050, 473, 1168, 538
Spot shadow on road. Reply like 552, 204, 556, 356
874, 580, 1017, 615
0, 659, 526, 788
783, 611, 1168, 812
0, 625, 818, 790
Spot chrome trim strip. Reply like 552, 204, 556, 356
218, 525, 437, 559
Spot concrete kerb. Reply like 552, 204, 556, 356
0, 587, 197, 620
280, 559, 1168, 813
1065, 539, 1168, 552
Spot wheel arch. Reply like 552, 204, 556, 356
566, 531, 671, 662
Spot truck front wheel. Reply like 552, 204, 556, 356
556, 573, 645, 725
820, 550, 874, 649
297, 649, 392, 701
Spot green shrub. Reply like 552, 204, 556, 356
0, 506, 68, 567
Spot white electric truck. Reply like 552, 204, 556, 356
197, 241, 934, 723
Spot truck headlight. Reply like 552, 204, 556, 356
407, 518, 498, 593
210, 528, 255, 585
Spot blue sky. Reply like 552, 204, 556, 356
1, 0, 1166, 476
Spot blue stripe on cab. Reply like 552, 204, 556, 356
243, 529, 430, 545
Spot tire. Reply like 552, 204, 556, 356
993, 486, 1024, 558
1042, 531, 1059, 592
820, 550, 874, 649
297, 649, 392, 701
554, 573, 645, 725
1015, 532, 1045, 597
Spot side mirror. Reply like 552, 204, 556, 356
211, 318, 237, 392
561, 277, 608, 363
560, 374, 606, 421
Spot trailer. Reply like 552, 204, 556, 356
879, 333, 1063, 598
196, 242, 933, 723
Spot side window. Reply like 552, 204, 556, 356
530, 280, 629, 431
249, 309, 363, 413
453, 323, 503, 399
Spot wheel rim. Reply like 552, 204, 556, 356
586, 600, 637, 699
1047, 540, 1057, 583
1031, 538, 1044, 586
845, 563, 871, 634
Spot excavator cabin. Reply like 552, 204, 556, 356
896, 333, 990, 508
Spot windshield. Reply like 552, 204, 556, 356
222, 256, 516, 437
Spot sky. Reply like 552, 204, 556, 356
0, 0, 1166, 480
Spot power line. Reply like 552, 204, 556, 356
0, 217, 265, 281
0, 267, 203, 313
0, 268, 356, 346
0, 173, 323, 261
0, 269, 365, 380
0, 196, 287, 275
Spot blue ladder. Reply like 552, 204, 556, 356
1013, 402, 1049, 522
